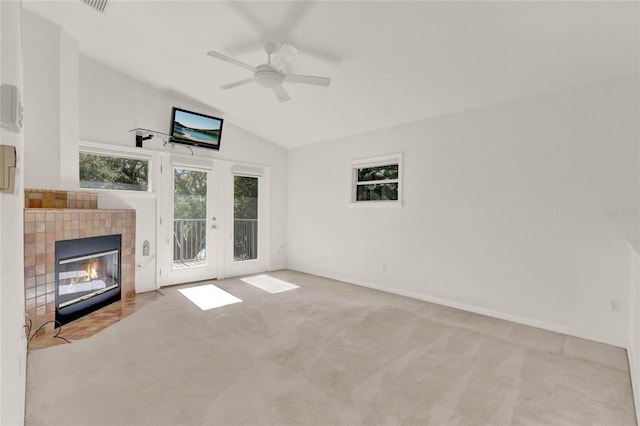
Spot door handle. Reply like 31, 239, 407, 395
211, 224, 217, 230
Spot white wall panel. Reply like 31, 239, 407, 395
288, 76, 639, 347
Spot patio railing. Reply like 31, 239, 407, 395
234, 219, 258, 261
173, 218, 258, 263
173, 219, 206, 263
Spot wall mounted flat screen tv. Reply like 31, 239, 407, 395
170, 107, 223, 150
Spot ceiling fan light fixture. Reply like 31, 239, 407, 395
254, 65, 285, 89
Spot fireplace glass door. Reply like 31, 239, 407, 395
58, 250, 119, 308
55, 234, 122, 325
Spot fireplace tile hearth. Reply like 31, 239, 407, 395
28, 291, 161, 350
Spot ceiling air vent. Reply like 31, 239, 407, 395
81, 0, 107, 13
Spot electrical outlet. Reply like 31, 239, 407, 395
23, 312, 31, 338
609, 298, 621, 312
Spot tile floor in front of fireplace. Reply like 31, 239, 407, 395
28, 291, 163, 350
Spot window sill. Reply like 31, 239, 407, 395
86, 189, 157, 199
347, 200, 403, 208
233, 258, 260, 263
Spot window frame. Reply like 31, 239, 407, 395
349, 153, 403, 207
79, 143, 154, 193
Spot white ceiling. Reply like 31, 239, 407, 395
22, 1, 639, 149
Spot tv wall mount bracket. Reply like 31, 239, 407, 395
129, 128, 170, 148
136, 134, 153, 147
128, 128, 193, 155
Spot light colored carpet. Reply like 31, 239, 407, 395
26, 270, 636, 425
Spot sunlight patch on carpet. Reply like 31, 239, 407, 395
178, 284, 242, 311
241, 275, 300, 294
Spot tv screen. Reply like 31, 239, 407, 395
170, 107, 223, 150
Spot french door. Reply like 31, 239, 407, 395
224, 166, 270, 278
160, 157, 218, 286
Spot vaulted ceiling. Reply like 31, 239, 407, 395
23, 1, 639, 149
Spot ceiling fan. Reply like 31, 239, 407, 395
206, 42, 331, 102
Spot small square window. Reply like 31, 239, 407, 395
350, 153, 402, 205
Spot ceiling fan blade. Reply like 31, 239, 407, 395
273, 85, 290, 103
284, 74, 331, 87
220, 78, 255, 90
206, 51, 256, 72
271, 43, 298, 70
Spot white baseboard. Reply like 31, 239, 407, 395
288, 266, 632, 347
284, 265, 640, 342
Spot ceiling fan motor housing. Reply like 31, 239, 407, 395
255, 65, 285, 88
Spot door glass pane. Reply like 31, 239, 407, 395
173, 168, 207, 269
234, 176, 258, 261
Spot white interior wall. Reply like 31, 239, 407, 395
22, 10, 61, 189
1, 1, 27, 424
288, 76, 639, 348
22, 10, 79, 192
97, 191, 158, 292
58, 29, 79, 191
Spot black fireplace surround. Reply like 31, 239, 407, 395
55, 234, 122, 325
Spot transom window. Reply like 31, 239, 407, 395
350, 153, 402, 204
79, 151, 150, 192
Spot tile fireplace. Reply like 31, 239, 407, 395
24, 189, 135, 332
